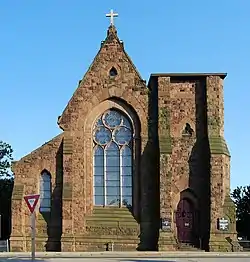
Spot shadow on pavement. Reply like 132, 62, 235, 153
2, 259, 48, 262
121, 258, 177, 262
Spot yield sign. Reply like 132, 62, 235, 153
24, 194, 40, 213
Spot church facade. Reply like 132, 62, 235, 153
10, 23, 240, 252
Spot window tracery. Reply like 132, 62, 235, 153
93, 109, 133, 207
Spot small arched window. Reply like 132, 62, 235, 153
40, 170, 51, 212
182, 123, 194, 137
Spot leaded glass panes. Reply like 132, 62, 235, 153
93, 109, 133, 207
122, 196, 132, 206
122, 186, 132, 196
95, 195, 104, 206
122, 176, 132, 186
94, 146, 104, 205
94, 176, 104, 186
114, 127, 132, 145
121, 146, 132, 177
121, 115, 132, 130
106, 180, 119, 187
106, 172, 119, 181
106, 142, 120, 173
107, 196, 120, 206
103, 110, 122, 128
95, 118, 103, 127
94, 127, 112, 145
40, 171, 51, 213
107, 186, 120, 196
94, 186, 104, 195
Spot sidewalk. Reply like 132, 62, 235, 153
0, 252, 250, 259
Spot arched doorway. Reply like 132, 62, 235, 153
176, 198, 195, 243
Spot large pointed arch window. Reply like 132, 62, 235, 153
39, 170, 51, 212
93, 109, 133, 207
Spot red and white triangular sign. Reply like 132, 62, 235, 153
24, 194, 40, 213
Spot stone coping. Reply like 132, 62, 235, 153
0, 252, 250, 258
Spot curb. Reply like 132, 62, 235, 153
0, 252, 250, 258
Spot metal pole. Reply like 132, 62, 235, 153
31, 212, 36, 261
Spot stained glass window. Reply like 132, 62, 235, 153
93, 109, 133, 207
40, 171, 51, 212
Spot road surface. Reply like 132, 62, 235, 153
2, 257, 250, 262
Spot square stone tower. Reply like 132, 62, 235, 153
148, 73, 240, 251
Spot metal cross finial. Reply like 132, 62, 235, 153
106, 9, 118, 26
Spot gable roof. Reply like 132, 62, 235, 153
58, 25, 145, 130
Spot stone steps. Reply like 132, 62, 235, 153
92, 207, 135, 216
76, 237, 139, 244
93, 206, 133, 212
86, 221, 138, 227
75, 234, 140, 251
76, 242, 139, 252
85, 207, 138, 226
177, 243, 204, 252
90, 212, 135, 217
83, 207, 140, 251
86, 216, 137, 222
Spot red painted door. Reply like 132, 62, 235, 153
176, 199, 194, 243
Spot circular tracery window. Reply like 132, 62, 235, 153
93, 109, 132, 147
113, 126, 132, 145
103, 110, 122, 128
94, 126, 112, 145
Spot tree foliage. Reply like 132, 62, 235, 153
231, 186, 250, 239
0, 141, 13, 178
0, 140, 14, 239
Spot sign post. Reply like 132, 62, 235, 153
24, 194, 40, 261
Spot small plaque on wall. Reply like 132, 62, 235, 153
161, 218, 171, 231
218, 217, 229, 231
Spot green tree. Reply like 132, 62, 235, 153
231, 186, 250, 239
0, 141, 13, 178
0, 140, 14, 239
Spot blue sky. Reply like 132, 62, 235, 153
0, 1, 249, 189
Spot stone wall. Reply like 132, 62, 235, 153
206, 76, 240, 251
148, 74, 235, 251
10, 25, 151, 252
11, 134, 63, 251
57, 25, 149, 251
154, 76, 211, 250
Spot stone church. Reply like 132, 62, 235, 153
10, 14, 240, 252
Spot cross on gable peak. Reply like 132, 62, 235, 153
106, 9, 118, 26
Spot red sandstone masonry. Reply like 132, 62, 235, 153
11, 24, 237, 252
